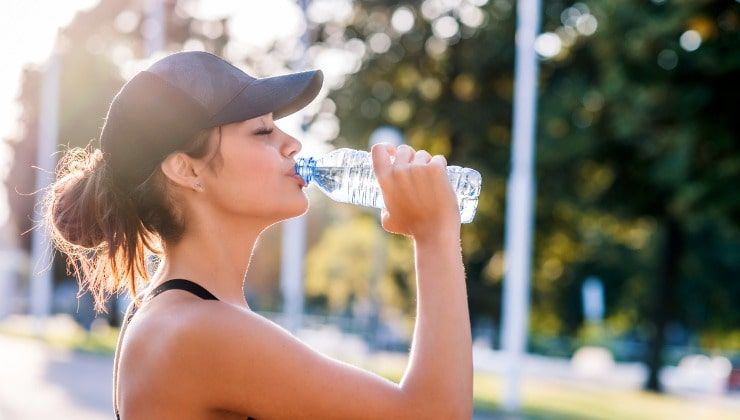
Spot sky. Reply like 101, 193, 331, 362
0, 0, 100, 142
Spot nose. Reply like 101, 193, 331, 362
283, 132, 302, 159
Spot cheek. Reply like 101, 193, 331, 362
215, 149, 282, 207
241, 155, 275, 183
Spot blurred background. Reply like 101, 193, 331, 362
0, 0, 738, 419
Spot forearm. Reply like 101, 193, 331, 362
399, 232, 473, 418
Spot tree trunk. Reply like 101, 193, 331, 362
645, 217, 682, 392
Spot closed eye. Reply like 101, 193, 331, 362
254, 128, 274, 136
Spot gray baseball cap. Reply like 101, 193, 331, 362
99, 51, 323, 190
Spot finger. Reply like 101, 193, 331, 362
429, 154, 447, 168
412, 150, 432, 165
395, 145, 416, 165
371, 143, 394, 179
428, 155, 449, 181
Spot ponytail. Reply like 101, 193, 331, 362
45, 145, 156, 310
44, 128, 216, 311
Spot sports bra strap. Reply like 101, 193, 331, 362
147, 278, 219, 301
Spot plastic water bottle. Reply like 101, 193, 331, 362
295, 148, 482, 223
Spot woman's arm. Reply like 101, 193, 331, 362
372, 143, 473, 416
400, 232, 472, 418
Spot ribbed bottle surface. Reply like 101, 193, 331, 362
296, 148, 482, 223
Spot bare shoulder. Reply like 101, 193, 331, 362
116, 292, 236, 415
121, 294, 428, 419
121, 293, 249, 373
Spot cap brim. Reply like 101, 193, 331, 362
209, 69, 323, 126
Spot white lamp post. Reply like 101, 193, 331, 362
280, 0, 313, 334
501, 0, 542, 411
30, 47, 61, 333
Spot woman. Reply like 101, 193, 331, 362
46, 51, 472, 419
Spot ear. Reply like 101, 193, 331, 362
160, 152, 200, 190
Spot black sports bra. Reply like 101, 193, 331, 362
113, 279, 256, 420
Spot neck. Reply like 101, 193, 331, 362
152, 214, 271, 307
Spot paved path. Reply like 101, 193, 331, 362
0, 334, 501, 419
3, 332, 738, 419
0, 335, 112, 419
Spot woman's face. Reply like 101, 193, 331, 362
194, 113, 308, 225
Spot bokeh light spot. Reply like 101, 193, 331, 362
114, 10, 139, 34
433, 16, 460, 39
368, 32, 392, 54
535, 32, 561, 58
453, 74, 477, 101
391, 7, 415, 33
418, 78, 443, 101
459, 5, 485, 28
425, 36, 448, 57
679, 29, 702, 51
576, 14, 598, 36
556, 26, 578, 48
657, 49, 678, 70
386, 100, 413, 124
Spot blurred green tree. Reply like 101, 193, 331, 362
331, 0, 739, 392
538, 0, 740, 391
304, 214, 415, 321
330, 0, 515, 344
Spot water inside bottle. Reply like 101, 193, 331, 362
307, 163, 480, 223
311, 165, 384, 208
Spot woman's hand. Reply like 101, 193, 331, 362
371, 143, 461, 242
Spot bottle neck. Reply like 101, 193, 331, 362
295, 157, 317, 184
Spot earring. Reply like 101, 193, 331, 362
193, 181, 204, 192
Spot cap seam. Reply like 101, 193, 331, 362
207, 80, 254, 125
142, 70, 211, 115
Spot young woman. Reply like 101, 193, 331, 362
46, 51, 472, 419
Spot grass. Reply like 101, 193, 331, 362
2, 316, 737, 419
476, 375, 737, 419
362, 356, 738, 420
0, 314, 118, 354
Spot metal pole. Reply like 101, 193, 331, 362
30, 49, 61, 333
501, 0, 541, 411
280, 0, 312, 334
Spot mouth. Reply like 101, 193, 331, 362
290, 174, 307, 188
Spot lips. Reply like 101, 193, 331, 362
285, 163, 307, 188
291, 174, 307, 188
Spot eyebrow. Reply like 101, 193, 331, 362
252, 119, 274, 133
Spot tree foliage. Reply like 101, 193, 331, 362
329, 0, 740, 390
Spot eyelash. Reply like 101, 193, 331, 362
255, 128, 273, 136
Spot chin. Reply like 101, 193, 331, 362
279, 197, 310, 220
291, 199, 310, 218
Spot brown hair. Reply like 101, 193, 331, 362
45, 128, 222, 311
